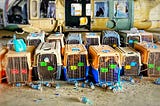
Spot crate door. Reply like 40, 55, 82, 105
148, 52, 160, 77
86, 38, 99, 49
127, 36, 140, 47
28, 39, 41, 47
99, 56, 119, 82
38, 54, 57, 80
6, 57, 29, 83
67, 54, 87, 80
124, 56, 140, 76
102, 36, 119, 48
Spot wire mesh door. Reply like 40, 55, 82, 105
66, 40, 80, 44
48, 39, 62, 48
37, 54, 57, 81
102, 37, 119, 48
86, 38, 99, 49
6, 57, 29, 83
127, 36, 140, 47
28, 39, 41, 47
67, 54, 87, 79
124, 56, 140, 75
99, 56, 119, 82
148, 52, 160, 77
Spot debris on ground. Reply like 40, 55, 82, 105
154, 78, 160, 85
81, 96, 93, 105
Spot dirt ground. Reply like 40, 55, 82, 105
0, 78, 160, 106
0, 29, 160, 106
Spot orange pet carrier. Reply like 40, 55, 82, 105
134, 42, 160, 77
5, 46, 35, 84
89, 45, 121, 83
0, 47, 8, 83
63, 44, 89, 81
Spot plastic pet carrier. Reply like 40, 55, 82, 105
46, 33, 65, 55
0, 47, 8, 83
63, 44, 89, 81
139, 30, 153, 43
65, 33, 83, 44
156, 42, 160, 45
5, 46, 35, 84
35, 42, 62, 81
83, 32, 101, 50
153, 33, 160, 43
89, 45, 121, 83
27, 31, 45, 47
118, 28, 142, 47
115, 47, 142, 76
134, 42, 160, 77
102, 31, 121, 48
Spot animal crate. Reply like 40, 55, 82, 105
83, 32, 101, 50
0, 47, 8, 83
5, 46, 35, 84
118, 28, 142, 47
156, 42, 160, 45
115, 47, 142, 76
65, 33, 83, 44
46, 33, 65, 55
134, 42, 160, 77
102, 31, 121, 48
63, 44, 89, 81
139, 30, 153, 43
35, 42, 62, 81
27, 31, 45, 47
89, 45, 121, 83
153, 33, 160, 43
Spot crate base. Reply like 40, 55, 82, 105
63, 66, 89, 81
0, 70, 7, 83
38, 66, 62, 81
91, 67, 120, 83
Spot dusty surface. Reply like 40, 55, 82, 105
0, 78, 160, 106
0, 30, 160, 106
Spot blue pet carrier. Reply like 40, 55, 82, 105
63, 44, 89, 81
89, 45, 121, 84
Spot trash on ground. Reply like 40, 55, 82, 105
154, 78, 160, 85
81, 96, 93, 105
